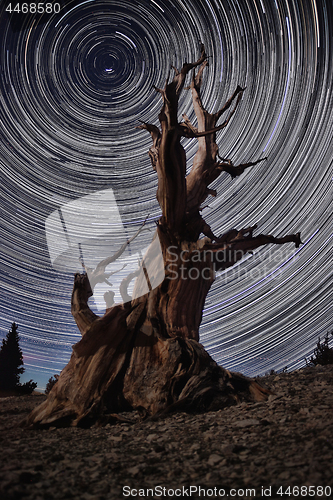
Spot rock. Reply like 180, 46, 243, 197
107, 435, 122, 442
207, 453, 223, 466
146, 433, 159, 442
127, 465, 140, 475
234, 418, 260, 427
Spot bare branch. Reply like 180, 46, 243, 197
171, 65, 179, 76
179, 92, 244, 139
185, 59, 209, 91
153, 85, 164, 94
180, 43, 206, 77
136, 121, 161, 142
203, 230, 302, 271
201, 219, 218, 240
217, 156, 233, 163
216, 157, 268, 179
137, 122, 161, 171
194, 59, 209, 89
216, 225, 258, 243
215, 85, 245, 120
170, 43, 207, 96
71, 273, 98, 336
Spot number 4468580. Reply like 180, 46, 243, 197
276, 486, 332, 497
6, 3, 61, 14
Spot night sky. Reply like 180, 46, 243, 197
0, 0, 332, 391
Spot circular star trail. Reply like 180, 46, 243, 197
0, 0, 332, 389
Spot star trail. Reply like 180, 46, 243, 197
0, 0, 332, 389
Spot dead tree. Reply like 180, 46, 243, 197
24, 45, 301, 427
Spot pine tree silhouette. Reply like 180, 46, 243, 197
0, 322, 24, 391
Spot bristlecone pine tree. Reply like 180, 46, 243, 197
0, 322, 24, 391
25, 45, 301, 428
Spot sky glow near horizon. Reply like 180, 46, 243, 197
0, 0, 332, 390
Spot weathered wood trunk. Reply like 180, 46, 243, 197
25, 272, 270, 428
24, 46, 301, 428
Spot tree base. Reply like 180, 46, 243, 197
22, 302, 270, 428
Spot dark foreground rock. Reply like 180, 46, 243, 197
0, 365, 332, 500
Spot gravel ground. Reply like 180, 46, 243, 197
0, 364, 332, 500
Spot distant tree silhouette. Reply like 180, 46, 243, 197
306, 330, 333, 366
45, 374, 59, 395
0, 322, 37, 394
0, 322, 24, 391
19, 379, 38, 394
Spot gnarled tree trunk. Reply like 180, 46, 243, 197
24, 45, 301, 428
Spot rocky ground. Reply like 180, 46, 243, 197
0, 364, 332, 500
